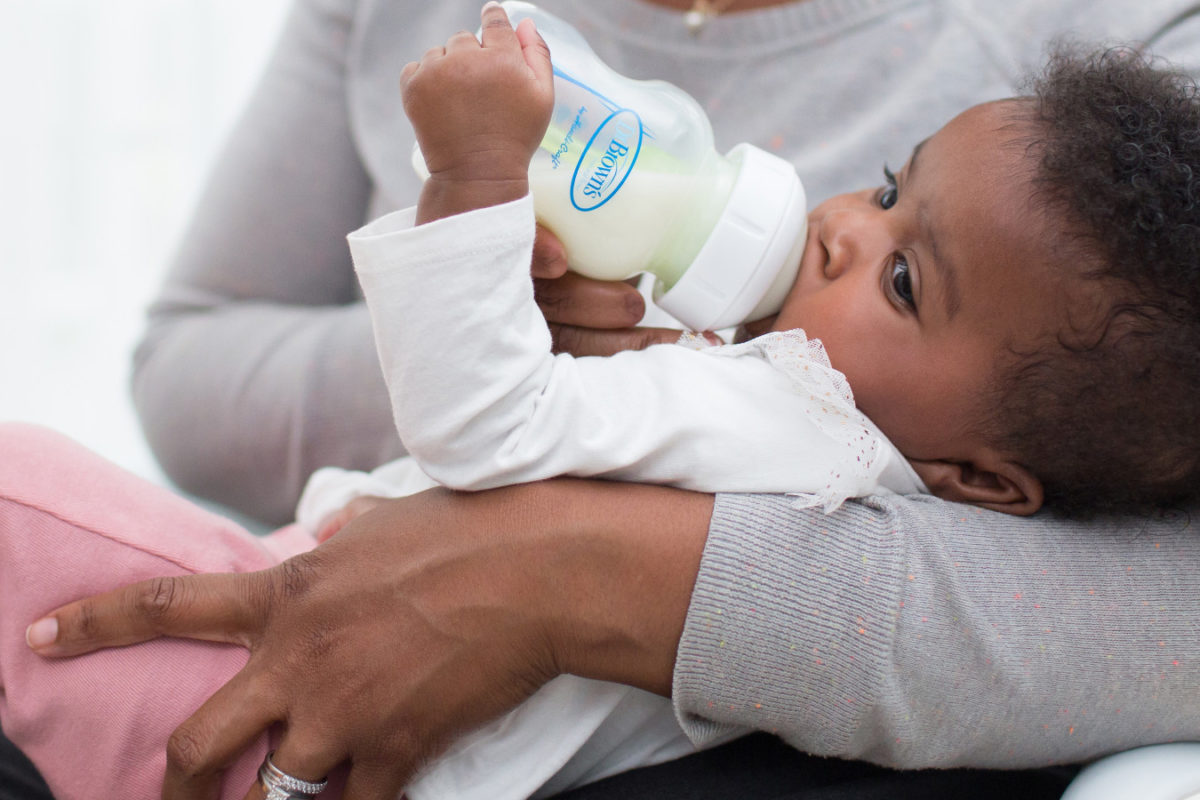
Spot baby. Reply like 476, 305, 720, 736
7, 6, 1200, 800
289, 5, 1200, 798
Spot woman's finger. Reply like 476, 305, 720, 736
243, 734, 341, 800
339, 758, 408, 800
534, 272, 645, 329
548, 323, 682, 357
735, 313, 779, 342
162, 666, 284, 800
27, 571, 272, 657
531, 225, 568, 278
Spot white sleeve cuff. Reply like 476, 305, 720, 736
347, 194, 535, 276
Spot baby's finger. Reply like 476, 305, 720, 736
515, 17, 552, 86
479, 1, 518, 49
445, 29, 481, 53
315, 509, 351, 544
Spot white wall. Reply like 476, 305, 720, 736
0, 1, 291, 481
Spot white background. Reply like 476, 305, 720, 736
0, 1, 291, 482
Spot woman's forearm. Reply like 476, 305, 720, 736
517, 479, 713, 695
132, 0, 383, 524
29, 479, 714, 796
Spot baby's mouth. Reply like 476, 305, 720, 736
735, 222, 822, 343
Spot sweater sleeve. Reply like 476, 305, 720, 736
130, 0, 399, 525
675, 492, 1200, 768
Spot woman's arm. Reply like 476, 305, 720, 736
131, 0, 395, 525
27, 483, 1200, 794
28, 480, 712, 798
680, 493, 1200, 767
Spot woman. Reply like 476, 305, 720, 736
7, 0, 1198, 798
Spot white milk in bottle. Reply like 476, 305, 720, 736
414, 1, 808, 331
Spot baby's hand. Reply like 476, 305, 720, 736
402, 2, 553, 208
315, 495, 389, 544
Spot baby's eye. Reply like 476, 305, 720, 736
877, 164, 898, 210
890, 254, 914, 307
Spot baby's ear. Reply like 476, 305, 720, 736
910, 455, 1044, 516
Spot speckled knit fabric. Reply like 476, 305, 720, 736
678, 492, 1200, 766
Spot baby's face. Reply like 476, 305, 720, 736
749, 100, 1075, 465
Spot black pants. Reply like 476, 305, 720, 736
0, 729, 1076, 800
0, 728, 51, 800
554, 734, 1078, 799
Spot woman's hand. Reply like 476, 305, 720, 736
531, 225, 685, 356
27, 480, 712, 799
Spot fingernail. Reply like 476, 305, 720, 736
483, 1, 503, 10
26, 617, 58, 650
624, 292, 646, 323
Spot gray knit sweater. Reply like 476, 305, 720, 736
133, 0, 1200, 767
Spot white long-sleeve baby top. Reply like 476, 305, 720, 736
344, 194, 923, 512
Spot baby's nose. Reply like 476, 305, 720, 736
820, 208, 886, 280
819, 211, 859, 279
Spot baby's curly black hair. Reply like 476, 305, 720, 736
990, 45, 1200, 516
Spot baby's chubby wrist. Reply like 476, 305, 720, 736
424, 140, 533, 184
401, 3, 553, 225
416, 169, 530, 225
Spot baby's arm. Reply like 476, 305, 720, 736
369, 5, 895, 500
401, 3, 553, 226
351, 197, 904, 499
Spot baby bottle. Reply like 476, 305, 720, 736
415, 0, 808, 331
